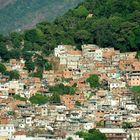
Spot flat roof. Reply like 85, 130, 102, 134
97, 128, 126, 134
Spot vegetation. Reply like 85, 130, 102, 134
5, 70, 20, 80
1, 1, 139, 64
7, 111, 15, 116
48, 83, 77, 104
50, 93, 61, 104
29, 93, 49, 105
49, 83, 76, 95
135, 51, 140, 59
67, 137, 73, 140
86, 74, 99, 88
122, 122, 133, 129
0, 63, 6, 74
0, 0, 83, 34
75, 101, 81, 107
13, 94, 27, 101
131, 86, 140, 105
0, 0, 140, 78
76, 128, 107, 140
0, 0, 140, 74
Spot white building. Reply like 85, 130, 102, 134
109, 81, 126, 91
125, 103, 137, 111
94, 49, 103, 61
128, 128, 140, 140
0, 124, 15, 138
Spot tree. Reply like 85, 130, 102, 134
13, 94, 27, 101
67, 137, 73, 140
0, 42, 9, 60
8, 70, 20, 80
29, 71, 43, 79
74, 5, 89, 17
122, 122, 133, 129
74, 30, 91, 44
50, 93, 61, 104
86, 74, 100, 88
0, 63, 6, 74
29, 93, 49, 105
25, 61, 35, 72
24, 29, 45, 44
131, 86, 140, 105
76, 128, 107, 140
45, 61, 52, 71
49, 83, 76, 95
10, 32, 23, 48
9, 49, 21, 59
75, 101, 81, 107
135, 51, 140, 59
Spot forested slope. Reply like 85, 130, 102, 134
0, 0, 140, 63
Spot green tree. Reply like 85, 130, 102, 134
74, 30, 91, 44
50, 93, 61, 104
86, 74, 100, 88
49, 83, 76, 95
122, 122, 133, 129
8, 70, 20, 80
9, 49, 21, 59
25, 61, 35, 72
0, 42, 9, 60
75, 101, 81, 107
135, 51, 140, 59
29, 71, 43, 79
13, 94, 27, 101
0, 63, 6, 74
10, 32, 23, 48
131, 86, 140, 105
24, 29, 45, 44
76, 128, 107, 140
45, 61, 52, 71
29, 93, 49, 105
74, 5, 89, 17
67, 137, 73, 140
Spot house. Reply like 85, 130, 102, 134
82, 44, 99, 58
108, 79, 126, 92
66, 50, 82, 69
54, 45, 74, 65
125, 103, 137, 111
132, 61, 140, 71
128, 128, 140, 140
126, 71, 140, 86
0, 124, 15, 138
98, 128, 127, 140
94, 49, 103, 61
61, 94, 75, 110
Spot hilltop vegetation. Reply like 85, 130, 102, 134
0, 0, 140, 70
0, 0, 83, 34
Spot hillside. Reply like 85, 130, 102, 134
0, 0, 13, 9
0, 0, 83, 34
0, 0, 140, 67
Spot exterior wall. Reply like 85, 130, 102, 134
96, 110, 104, 122
67, 55, 80, 69
128, 129, 140, 140
127, 71, 140, 86
54, 45, 65, 57
98, 128, 127, 140
0, 124, 15, 138
109, 82, 126, 91
94, 49, 103, 61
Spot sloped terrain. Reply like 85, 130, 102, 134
0, 0, 83, 34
